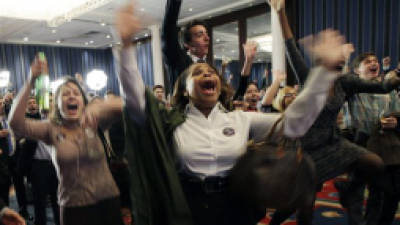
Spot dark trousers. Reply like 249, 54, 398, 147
0, 176, 11, 206
31, 159, 60, 225
180, 177, 264, 225
61, 197, 123, 225
10, 163, 28, 213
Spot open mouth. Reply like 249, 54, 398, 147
66, 104, 79, 115
369, 67, 378, 73
199, 80, 217, 96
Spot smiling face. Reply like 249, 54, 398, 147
186, 25, 210, 58
186, 63, 221, 109
244, 83, 260, 108
57, 82, 85, 121
27, 97, 39, 114
355, 55, 380, 80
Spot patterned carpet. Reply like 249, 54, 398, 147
8, 180, 400, 225
259, 179, 400, 225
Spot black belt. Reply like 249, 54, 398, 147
180, 175, 228, 194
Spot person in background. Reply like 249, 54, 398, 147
161, 0, 256, 95
0, 97, 12, 208
0, 197, 26, 225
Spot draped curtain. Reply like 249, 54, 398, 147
0, 44, 118, 96
297, 0, 400, 69
135, 39, 154, 88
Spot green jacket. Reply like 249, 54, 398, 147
123, 89, 193, 225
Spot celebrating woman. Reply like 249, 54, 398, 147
114, 3, 348, 225
9, 58, 123, 225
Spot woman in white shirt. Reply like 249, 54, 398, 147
113, 3, 347, 225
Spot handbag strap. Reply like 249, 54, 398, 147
97, 128, 116, 163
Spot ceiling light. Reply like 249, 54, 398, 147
0, 0, 113, 27
56, 40, 61, 43
216, 39, 220, 43
109, 44, 113, 47
231, 50, 236, 53
106, 34, 111, 39
86, 70, 107, 91
0, 71, 10, 88
140, 8, 145, 12
85, 42, 89, 45
100, 22, 106, 26
23, 37, 29, 41
144, 33, 149, 37
51, 29, 57, 34
116, 42, 120, 45
89, 40, 94, 44
188, 8, 193, 12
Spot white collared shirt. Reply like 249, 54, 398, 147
173, 102, 281, 179
187, 51, 207, 63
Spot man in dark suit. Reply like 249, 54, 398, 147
161, 0, 210, 90
161, 0, 257, 95
0, 198, 26, 225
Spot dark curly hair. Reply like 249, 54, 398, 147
172, 63, 234, 112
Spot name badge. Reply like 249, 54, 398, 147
222, 127, 235, 136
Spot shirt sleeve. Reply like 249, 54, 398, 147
247, 66, 338, 140
118, 46, 146, 124
11, 119, 52, 145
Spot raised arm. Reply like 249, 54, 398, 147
81, 96, 123, 130
341, 73, 400, 95
115, 2, 146, 124
233, 41, 257, 100
262, 70, 286, 106
8, 56, 51, 144
161, 0, 186, 67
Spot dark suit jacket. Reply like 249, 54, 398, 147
0, 197, 5, 210
0, 119, 10, 184
161, 0, 194, 90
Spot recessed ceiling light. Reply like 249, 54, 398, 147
89, 40, 94, 44
100, 22, 106, 26
216, 39, 220, 42
144, 33, 149, 37
23, 37, 29, 42
140, 8, 145, 12
135, 37, 139, 40
106, 34, 111, 39
51, 29, 57, 34
188, 8, 193, 12
109, 44, 113, 47
56, 40, 61, 43
231, 50, 235, 53
116, 42, 121, 45
85, 42, 89, 45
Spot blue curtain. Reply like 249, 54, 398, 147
135, 39, 154, 88
297, 0, 400, 69
0, 43, 118, 96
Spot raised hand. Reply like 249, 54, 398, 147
273, 70, 287, 82
300, 29, 352, 71
267, 0, 285, 12
116, 0, 142, 47
243, 40, 258, 61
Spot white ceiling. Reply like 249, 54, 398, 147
0, 0, 266, 49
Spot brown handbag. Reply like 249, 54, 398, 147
228, 117, 316, 211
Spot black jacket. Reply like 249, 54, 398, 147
161, 0, 194, 91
